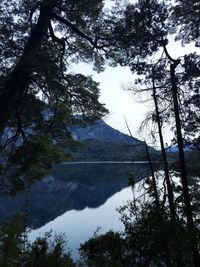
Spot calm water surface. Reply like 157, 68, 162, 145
0, 162, 149, 259
29, 186, 134, 259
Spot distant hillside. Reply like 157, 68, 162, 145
1, 119, 157, 162
167, 145, 191, 153
70, 120, 158, 161
70, 119, 141, 145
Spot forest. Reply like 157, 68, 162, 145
0, 0, 199, 266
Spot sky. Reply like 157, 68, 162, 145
71, 63, 144, 137
70, 39, 198, 147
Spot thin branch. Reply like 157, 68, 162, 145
49, 22, 65, 46
51, 13, 97, 47
28, 2, 41, 29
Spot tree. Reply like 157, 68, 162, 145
79, 230, 126, 267
0, 0, 111, 184
172, 0, 200, 46
106, 0, 200, 265
118, 198, 193, 266
0, 217, 75, 267
0, 0, 111, 137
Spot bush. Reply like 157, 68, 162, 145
0, 216, 74, 267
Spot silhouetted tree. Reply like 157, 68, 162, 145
106, 0, 200, 265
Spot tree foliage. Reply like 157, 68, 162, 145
0, 0, 110, 185
0, 0, 109, 133
102, 0, 200, 266
0, 217, 74, 267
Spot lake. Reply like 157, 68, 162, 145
29, 186, 134, 259
0, 162, 150, 259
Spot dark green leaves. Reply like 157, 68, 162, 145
172, 0, 200, 46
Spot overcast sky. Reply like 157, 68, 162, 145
72, 63, 143, 136
70, 39, 198, 147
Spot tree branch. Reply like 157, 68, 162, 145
51, 12, 97, 47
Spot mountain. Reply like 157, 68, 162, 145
70, 119, 141, 145
1, 119, 157, 162
167, 145, 192, 153
70, 119, 157, 161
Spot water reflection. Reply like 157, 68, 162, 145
30, 186, 134, 259
0, 162, 151, 259
0, 163, 149, 229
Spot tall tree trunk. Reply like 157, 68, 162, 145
145, 140, 174, 266
124, 116, 160, 208
0, 2, 54, 136
124, 117, 174, 265
170, 61, 200, 267
152, 74, 176, 220
162, 44, 200, 265
144, 141, 160, 208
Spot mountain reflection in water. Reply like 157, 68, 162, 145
0, 163, 149, 228
0, 162, 150, 257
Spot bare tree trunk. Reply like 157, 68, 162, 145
144, 141, 160, 208
170, 61, 200, 267
124, 117, 174, 265
124, 116, 160, 208
152, 74, 176, 220
162, 43, 200, 265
